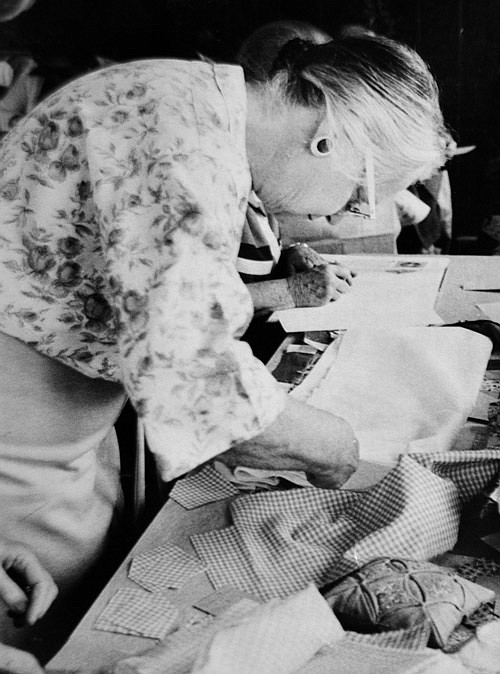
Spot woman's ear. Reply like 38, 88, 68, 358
309, 135, 334, 157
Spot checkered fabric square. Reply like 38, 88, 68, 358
94, 588, 179, 640
169, 463, 240, 509
345, 623, 432, 651
455, 556, 500, 582
192, 456, 461, 601
192, 525, 271, 596
410, 449, 500, 504
128, 542, 207, 591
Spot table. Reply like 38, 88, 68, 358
48, 255, 500, 671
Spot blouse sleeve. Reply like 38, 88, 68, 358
88, 131, 286, 481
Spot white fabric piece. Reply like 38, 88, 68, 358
307, 327, 491, 466
452, 619, 500, 674
223, 326, 492, 491
213, 460, 312, 491
191, 584, 344, 674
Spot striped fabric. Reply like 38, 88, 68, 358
237, 193, 281, 282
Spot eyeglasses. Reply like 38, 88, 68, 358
343, 148, 377, 220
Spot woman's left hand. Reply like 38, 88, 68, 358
0, 540, 58, 627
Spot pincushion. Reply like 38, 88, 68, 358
322, 557, 495, 648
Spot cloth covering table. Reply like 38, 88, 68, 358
191, 451, 500, 601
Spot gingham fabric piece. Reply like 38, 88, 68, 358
344, 623, 432, 650
128, 542, 207, 591
410, 449, 500, 504
191, 456, 461, 601
192, 527, 258, 595
169, 464, 240, 509
455, 556, 500, 582
94, 588, 179, 640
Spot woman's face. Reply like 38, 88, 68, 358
253, 137, 362, 219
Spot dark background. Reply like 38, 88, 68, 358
1, 0, 500, 247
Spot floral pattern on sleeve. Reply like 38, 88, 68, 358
0, 59, 286, 478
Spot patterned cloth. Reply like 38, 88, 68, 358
409, 449, 500, 504
128, 542, 207, 591
191, 456, 462, 601
0, 59, 286, 480
94, 587, 179, 639
169, 464, 240, 509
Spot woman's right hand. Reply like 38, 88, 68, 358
286, 264, 353, 307
220, 397, 359, 489
0, 540, 58, 627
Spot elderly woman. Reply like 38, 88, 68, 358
236, 20, 357, 313
0, 32, 446, 659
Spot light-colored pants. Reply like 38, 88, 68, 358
0, 331, 127, 659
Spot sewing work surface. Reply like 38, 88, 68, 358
47, 256, 500, 673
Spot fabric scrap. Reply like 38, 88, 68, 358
410, 449, 500, 504
93, 587, 179, 640
192, 456, 460, 601
128, 542, 207, 591
169, 464, 239, 509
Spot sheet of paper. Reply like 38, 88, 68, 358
462, 266, 500, 291
271, 255, 448, 332
477, 302, 500, 323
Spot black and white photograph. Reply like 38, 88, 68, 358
0, 1, 499, 672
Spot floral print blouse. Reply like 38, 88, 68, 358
0, 59, 286, 480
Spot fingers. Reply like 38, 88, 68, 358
0, 643, 45, 674
328, 277, 351, 300
25, 573, 58, 626
0, 542, 58, 626
0, 568, 29, 616
328, 263, 355, 285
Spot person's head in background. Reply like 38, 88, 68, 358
0, 0, 35, 22
240, 24, 448, 219
238, 20, 331, 83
